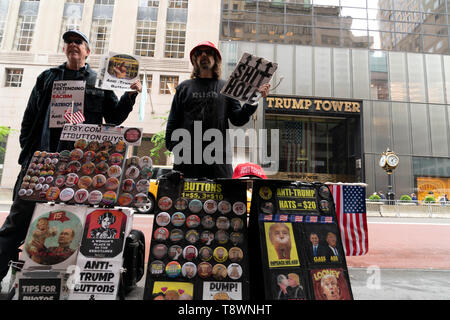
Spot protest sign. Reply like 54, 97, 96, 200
220, 52, 278, 104
96, 52, 140, 91
18, 277, 62, 300
49, 80, 85, 128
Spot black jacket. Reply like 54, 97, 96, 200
18, 63, 136, 166
165, 78, 257, 179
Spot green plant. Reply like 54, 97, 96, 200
149, 114, 171, 163
400, 195, 412, 201
369, 194, 381, 201
423, 195, 436, 203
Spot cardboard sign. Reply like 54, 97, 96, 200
96, 52, 140, 91
264, 222, 300, 268
220, 52, 278, 104
67, 256, 122, 300
80, 209, 129, 259
202, 282, 242, 300
60, 124, 143, 146
22, 203, 85, 271
49, 80, 85, 128
18, 277, 62, 300
310, 268, 352, 300
151, 281, 194, 300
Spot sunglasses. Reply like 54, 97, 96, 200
64, 38, 84, 45
194, 48, 215, 57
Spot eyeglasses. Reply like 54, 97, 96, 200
64, 38, 84, 45
194, 48, 214, 57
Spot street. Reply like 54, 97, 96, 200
1, 207, 450, 300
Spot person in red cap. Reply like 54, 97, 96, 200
165, 41, 270, 179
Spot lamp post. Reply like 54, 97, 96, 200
378, 148, 399, 205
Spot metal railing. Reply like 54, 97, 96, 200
365, 199, 450, 218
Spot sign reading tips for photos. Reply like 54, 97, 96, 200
96, 52, 140, 91
220, 52, 278, 104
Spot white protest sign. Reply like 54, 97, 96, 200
60, 123, 143, 146
96, 52, 140, 91
202, 281, 242, 300
67, 256, 122, 300
220, 52, 278, 104
49, 80, 85, 128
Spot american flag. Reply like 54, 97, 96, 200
64, 109, 85, 124
284, 121, 302, 172
330, 184, 368, 256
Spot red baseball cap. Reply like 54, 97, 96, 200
189, 41, 222, 64
232, 163, 267, 179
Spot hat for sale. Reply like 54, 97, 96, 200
62, 29, 89, 47
189, 41, 222, 63
232, 163, 267, 179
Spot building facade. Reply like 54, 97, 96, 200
0, 0, 449, 201
220, 0, 450, 200
0, 0, 221, 192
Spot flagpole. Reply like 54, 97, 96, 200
71, 100, 74, 124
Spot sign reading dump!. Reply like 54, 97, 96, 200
221, 52, 278, 104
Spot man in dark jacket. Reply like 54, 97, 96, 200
0, 30, 141, 283
165, 41, 270, 179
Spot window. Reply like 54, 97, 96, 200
13, 15, 37, 51
135, 20, 157, 57
5, 68, 23, 87
58, 0, 84, 52
95, 0, 114, 4
164, 22, 186, 58
139, 73, 153, 93
0, 0, 10, 48
168, 0, 187, 9
140, 0, 159, 7
90, 18, 112, 54
0, 131, 8, 182
159, 75, 178, 94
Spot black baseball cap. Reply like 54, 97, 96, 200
63, 29, 89, 46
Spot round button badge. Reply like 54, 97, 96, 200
197, 262, 212, 279
218, 200, 232, 215
81, 162, 95, 175
65, 173, 79, 187
189, 199, 203, 213
59, 188, 74, 202
74, 189, 89, 204
78, 176, 92, 189
201, 215, 215, 229
212, 264, 228, 281
95, 161, 109, 175
74, 138, 88, 150
182, 262, 197, 279
203, 199, 217, 214
139, 156, 152, 169
92, 174, 106, 188
174, 198, 188, 211
134, 193, 149, 207
121, 179, 135, 192
136, 179, 150, 193
69, 148, 83, 161
171, 212, 186, 227
88, 190, 103, 205
107, 165, 122, 178
233, 201, 247, 216
231, 218, 244, 231
168, 245, 183, 260
109, 153, 124, 166
152, 244, 168, 259
182, 245, 198, 261
118, 193, 133, 206
200, 230, 214, 245
213, 246, 228, 263
165, 261, 181, 278
149, 260, 165, 276
227, 263, 243, 280
216, 216, 230, 230
199, 246, 213, 261
95, 151, 109, 162
185, 230, 199, 244
102, 191, 117, 205
186, 215, 200, 228
158, 196, 173, 211
229, 247, 244, 263
319, 185, 331, 199
154, 227, 169, 241
46, 187, 60, 201
105, 177, 120, 191
87, 141, 100, 152
83, 151, 96, 163
155, 212, 171, 227
169, 229, 184, 242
